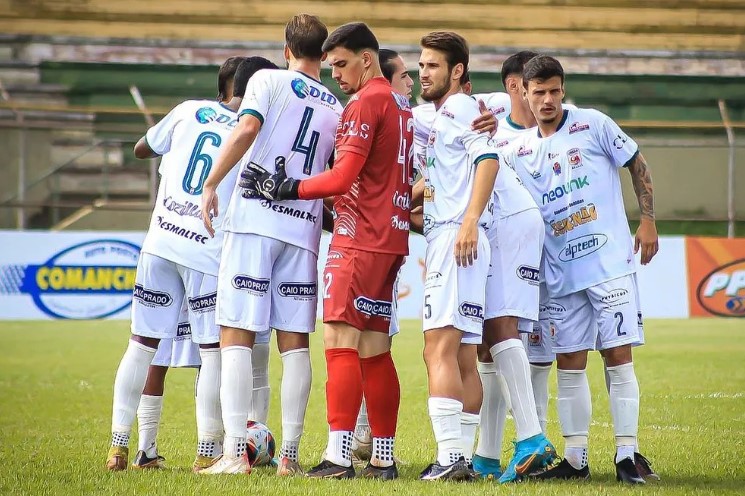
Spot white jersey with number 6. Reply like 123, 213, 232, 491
141, 99, 239, 276
222, 70, 343, 254
501, 107, 640, 297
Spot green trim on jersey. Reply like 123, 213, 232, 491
239, 108, 264, 125
475, 153, 499, 165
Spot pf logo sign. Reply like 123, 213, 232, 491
687, 237, 745, 318
696, 259, 745, 317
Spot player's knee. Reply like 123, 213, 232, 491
601, 344, 633, 367
131, 334, 160, 349
323, 321, 361, 350
556, 350, 588, 370
276, 330, 309, 354
477, 343, 493, 363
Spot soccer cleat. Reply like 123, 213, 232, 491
498, 433, 557, 483
306, 459, 356, 479
359, 462, 399, 480
419, 457, 475, 481
472, 454, 502, 480
616, 456, 645, 484
192, 454, 221, 473
351, 428, 372, 462
131, 450, 165, 469
635, 452, 660, 481
529, 458, 590, 481
276, 457, 304, 476
198, 453, 251, 475
106, 446, 128, 471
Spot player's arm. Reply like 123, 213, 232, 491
133, 137, 159, 159
456, 155, 498, 267
134, 104, 182, 159
412, 176, 425, 208
626, 151, 658, 265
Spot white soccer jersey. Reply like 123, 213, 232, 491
140, 99, 239, 276
501, 107, 640, 297
222, 70, 343, 254
422, 93, 498, 237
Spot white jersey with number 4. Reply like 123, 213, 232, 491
141, 99, 239, 276
222, 70, 343, 254
501, 107, 640, 297
422, 93, 498, 237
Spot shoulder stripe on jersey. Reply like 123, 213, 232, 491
239, 109, 264, 125
474, 153, 499, 165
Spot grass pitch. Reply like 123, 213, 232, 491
1, 319, 743, 495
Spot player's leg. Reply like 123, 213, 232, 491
484, 211, 555, 483
200, 233, 277, 475
134, 362, 168, 469
531, 291, 593, 481
271, 243, 318, 475
458, 342, 481, 466
107, 253, 184, 470
473, 339, 507, 479
249, 331, 271, 424
590, 275, 646, 484
524, 285, 555, 435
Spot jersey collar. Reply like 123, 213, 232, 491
295, 70, 322, 84
536, 108, 569, 138
506, 114, 526, 130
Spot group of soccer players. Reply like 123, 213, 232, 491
105, 13, 660, 484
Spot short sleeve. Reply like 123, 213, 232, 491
238, 69, 272, 125
335, 95, 379, 158
412, 106, 432, 173
596, 112, 639, 167
145, 103, 184, 156
453, 97, 500, 166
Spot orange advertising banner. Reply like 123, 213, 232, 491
686, 237, 745, 317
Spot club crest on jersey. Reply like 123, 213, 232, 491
567, 148, 582, 168
613, 134, 628, 149
517, 145, 533, 157
568, 121, 590, 134
552, 162, 562, 175
528, 331, 541, 346
428, 130, 436, 146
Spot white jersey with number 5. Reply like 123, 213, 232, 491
222, 70, 343, 254
501, 107, 640, 297
141, 99, 239, 276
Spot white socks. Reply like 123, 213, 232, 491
249, 343, 270, 424
221, 345, 252, 458
111, 340, 157, 445
326, 431, 354, 467
475, 361, 508, 460
137, 394, 163, 457
460, 411, 480, 464
371, 437, 395, 467
196, 348, 223, 458
280, 348, 311, 462
607, 362, 640, 463
530, 364, 552, 434
428, 397, 464, 466
557, 369, 591, 470
490, 339, 542, 441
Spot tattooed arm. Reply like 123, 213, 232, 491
627, 152, 659, 264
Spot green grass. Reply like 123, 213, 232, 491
1, 319, 744, 495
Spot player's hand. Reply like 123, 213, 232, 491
410, 205, 424, 235
471, 99, 497, 136
454, 220, 479, 267
240, 158, 300, 201
635, 217, 659, 265
201, 185, 218, 238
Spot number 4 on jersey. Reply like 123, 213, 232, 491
292, 106, 320, 176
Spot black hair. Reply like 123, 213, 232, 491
500, 50, 539, 88
379, 48, 399, 83
322, 22, 379, 53
522, 55, 565, 88
233, 57, 279, 98
217, 56, 245, 101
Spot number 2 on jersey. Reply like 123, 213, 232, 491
293, 107, 320, 175
183, 131, 222, 195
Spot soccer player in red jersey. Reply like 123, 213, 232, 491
243, 22, 413, 480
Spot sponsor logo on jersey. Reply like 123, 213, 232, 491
458, 302, 484, 321
441, 109, 455, 119
327, 250, 343, 260
340, 120, 370, 140
541, 176, 590, 204
156, 216, 208, 244
567, 148, 583, 168
163, 196, 203, 220
551, 203, 598, 236
423, 214, 435, 234
232, 275, 270, 295
568, 122, 590, 134
176, 321, 192, 337
425, 271, 443, 289
613, 134, 628, 149
516, 265, 540, 285
277, 282, 317, 299
428, 130, 436, 146
552, 162, 562, 175
559, 234, 608, 262
601, 288, 630, 305
290, 78, 338, 105
490, 106, 506, 116
354, 296, 392, 317
392, 191, 411, 211
133, 284, 174, 308
259, 200, 317, 224
548, 152, 559, 160
0, 239, 140, 319
696, 259, 745, 317
188, 292, 216, 313
390, 215, 410, 231
517, 145, 533, 157
492, 138, 510, 148
531, 170, 542, 179
195, 107, 237, 127
547, 302, 566, 314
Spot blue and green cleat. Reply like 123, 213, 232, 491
498, 434, 557, 483
472, 454, 502, 480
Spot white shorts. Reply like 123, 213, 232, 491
217, 232, 318, 334
423, 227, 490, 345
485, 209, 543, 323
152, 299, 201, 367
549, 273, 642, 354
131, 253, 220, 345
521, 283, 555, 363
389, 265, 403, 338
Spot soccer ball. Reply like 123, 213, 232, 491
246, 420, 276, 466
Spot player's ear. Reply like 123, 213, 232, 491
320, 52, 327, 62
362, 49, 373, 68
283, 45, 291, 64
452, 62, 464, 83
